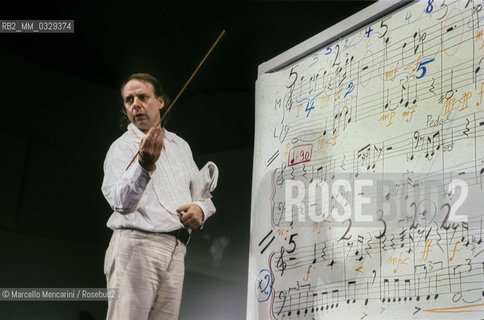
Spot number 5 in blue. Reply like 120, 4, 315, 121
416, 58, 435, 79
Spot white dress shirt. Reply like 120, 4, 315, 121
102, 123, 216, 232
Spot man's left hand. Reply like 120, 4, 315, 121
177, 204, 204, 229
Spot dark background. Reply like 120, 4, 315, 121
0, 1, 375, 319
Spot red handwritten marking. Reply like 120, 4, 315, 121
288, 144, 313, 166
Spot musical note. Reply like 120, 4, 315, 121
394, 279, 400, 302
347, 281, 357, 303
321, 291, 328, 310
461, 222, 469, 244
331, 289, 339, 309
383, 279, 390, 302
404, 279, 411, 301
355, 235, 364, 261
413, 29, 426, 55
427, 131, 440, 158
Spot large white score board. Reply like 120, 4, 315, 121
248, 1, 484, 319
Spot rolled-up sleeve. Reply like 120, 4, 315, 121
194, 199, 216, 222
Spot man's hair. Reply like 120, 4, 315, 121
119, 73, 171, 128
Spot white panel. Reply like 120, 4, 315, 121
250, 1, 484, 319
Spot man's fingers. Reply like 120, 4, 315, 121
147, 127, 159, 150
140, 128, 154, 148
181, 217, 199, 229
177, 204, 190, 213
180, 211, 192, 223
178, 204, 203, 229
154, 130, 163, 154
181, 215, 192, 225
150, 127, 163, 152
157, 128, 164, 151
141, 127, 154, 149
140, 137, 146, 149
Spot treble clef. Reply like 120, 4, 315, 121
276, 162, 287, 186
276, 246, 287, 276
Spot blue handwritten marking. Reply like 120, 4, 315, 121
467, 15, 484, 29
324, 47, 332, 55
256, 269, 273, 302
365, 27, 373, 38
308, 53, 319, 68
296, 87, 325, 104
344, 82, 354, 98
416, 58, 435, 79
425, 0, 434, 13
305, 101, 315, 117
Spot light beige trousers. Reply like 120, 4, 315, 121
104, 229, 186, 320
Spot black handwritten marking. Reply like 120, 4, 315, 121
321, 241, 327, 261
463, 297, 481, 304
429, 78, 436, 95
340, 155, 346, 170
463, 118, 471, 137
260, 236, 274, 254
338, 219, 353, 242
258, 230, 273, 246
266, 150, 279, 167
276, 247, 286, 276
435, 228, 444, 253
258, 230, 275, 254
413, 306, 421, 315
365, 235, 373, 258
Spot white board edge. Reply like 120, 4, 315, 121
257, 0, 415, 77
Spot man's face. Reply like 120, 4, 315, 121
122, 79, 164, 133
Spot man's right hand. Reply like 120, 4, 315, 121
138, 127, 164, 171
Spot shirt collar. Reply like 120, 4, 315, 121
127, 123, 177, 144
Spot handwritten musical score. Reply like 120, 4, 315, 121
249, 1, 484, 319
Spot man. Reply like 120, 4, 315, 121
101, 73, 216, 320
